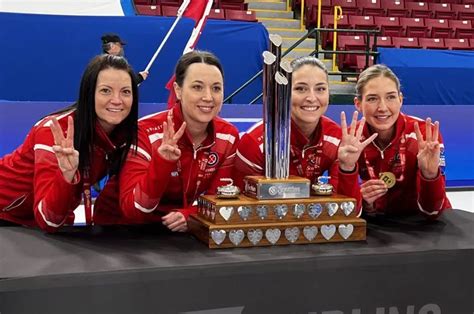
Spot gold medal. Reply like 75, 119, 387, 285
379, 172, 396, 188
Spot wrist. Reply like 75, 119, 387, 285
339, 162, 356, 173
420, 168, 439, 180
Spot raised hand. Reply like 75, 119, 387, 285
338, 111, 378, 172
157, 111, 186, 162
360, 179, 388, 210
414, 118, 440, 180
162, 211, 187, 232
49, 116, 79, 183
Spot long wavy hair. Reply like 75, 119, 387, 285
54, 54, 138, 176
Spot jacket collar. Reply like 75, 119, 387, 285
171, 103, 216, 149
363, 113, 406, 148
290, 117, 323, 150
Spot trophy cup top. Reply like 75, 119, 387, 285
311, 176, 334, 196
217, 178, 240, 199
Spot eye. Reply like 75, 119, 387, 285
294, 86, 307, 92
99, 88, 111, 94
192, 85, 203, 91
316, 86, 327, 92
121, 89, 132, 96
212, 85, 222, 93
387, 94, 397, 101
366, 96, 377, 103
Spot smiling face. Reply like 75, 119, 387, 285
94, 68, 133, 134
355, 75, 403, 141
174, 62, 224, 128
290, 64, 329, 137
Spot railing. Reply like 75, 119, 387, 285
224, 27, 381, 104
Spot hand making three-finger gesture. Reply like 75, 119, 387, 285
338, 111, 378, 172
158, 111, 187, 162
414, 118, 441, 180
49, 116, 79, 183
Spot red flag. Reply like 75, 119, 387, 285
166, 0, 214, 108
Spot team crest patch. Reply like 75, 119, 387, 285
207, 152, 219, 166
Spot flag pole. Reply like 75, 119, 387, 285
144, 0, 191, 72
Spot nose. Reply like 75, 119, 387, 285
110, 92, 122, 105
306, 89, 317, 102
202, 88, 213, 102
377, 98, 388, 111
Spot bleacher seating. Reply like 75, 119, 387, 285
445, 38, 472, 49
380, 0, 410, 17
133, 0, 256, 21
357, 0, 385, 16
208, 8, 226, 20
419, 37, 446, 49
449, 19, 474, 38
392, 36, 420, 48
135, 4, 161, 15
225, 9, 257, 22
425, 18, 452, 38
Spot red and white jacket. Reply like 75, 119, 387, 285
119, 104, 239, 223
357, 113, 451, 218
0, 110, 128, 232
233, 116, 362, 214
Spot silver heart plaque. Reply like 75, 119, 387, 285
303, 226, 318, 241
284, 227, 300, 243
326, 203, 339, 216
308, 203, 323, 219
256, 205, 268, 220
211, 229, 226, 245
338, 224, 354, 240
229, 229, 245, 246
265, 228, 281, 245
274, 204, 288, 219
219, 206, 234, 221
321, 224, 336, 240
237, 205, 252, 221
341, 201, 355, 216
293, 204, 305, 218
247, 229, 263, 245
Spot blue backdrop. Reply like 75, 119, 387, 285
1, 101, 472, 185
0, 12, 268, 104
379, 48, 474, 105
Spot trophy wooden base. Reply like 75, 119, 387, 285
197, 194, 359, 224
244, 175, 310, 199
189, 214, 366, 249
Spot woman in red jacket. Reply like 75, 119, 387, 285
233, 56, 377, 215
0, 54, 138, 231
354, 64, 451, 218
120, 50, 239, 232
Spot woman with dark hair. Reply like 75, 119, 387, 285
120, 50, 239, 232
0, 54, 139, 231
233, 56, 377, 215
354, 64, 451, 218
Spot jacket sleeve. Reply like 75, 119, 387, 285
32, 127, 82, 232
416, 133, 451, 219
232, 133, 264, 191
416, 170, 450, 219
119, 127, 177, 222
328, 161, 363, 216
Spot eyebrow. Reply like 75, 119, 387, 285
366, 91, 397, 97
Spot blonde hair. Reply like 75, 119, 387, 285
356, 64, 401, 99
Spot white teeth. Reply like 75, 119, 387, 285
198, 106, 213, 112
301, 106, 319, 111
107, 108, 122, 112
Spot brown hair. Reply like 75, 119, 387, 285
174, 50, 224, 87
290, 56, 328, 81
